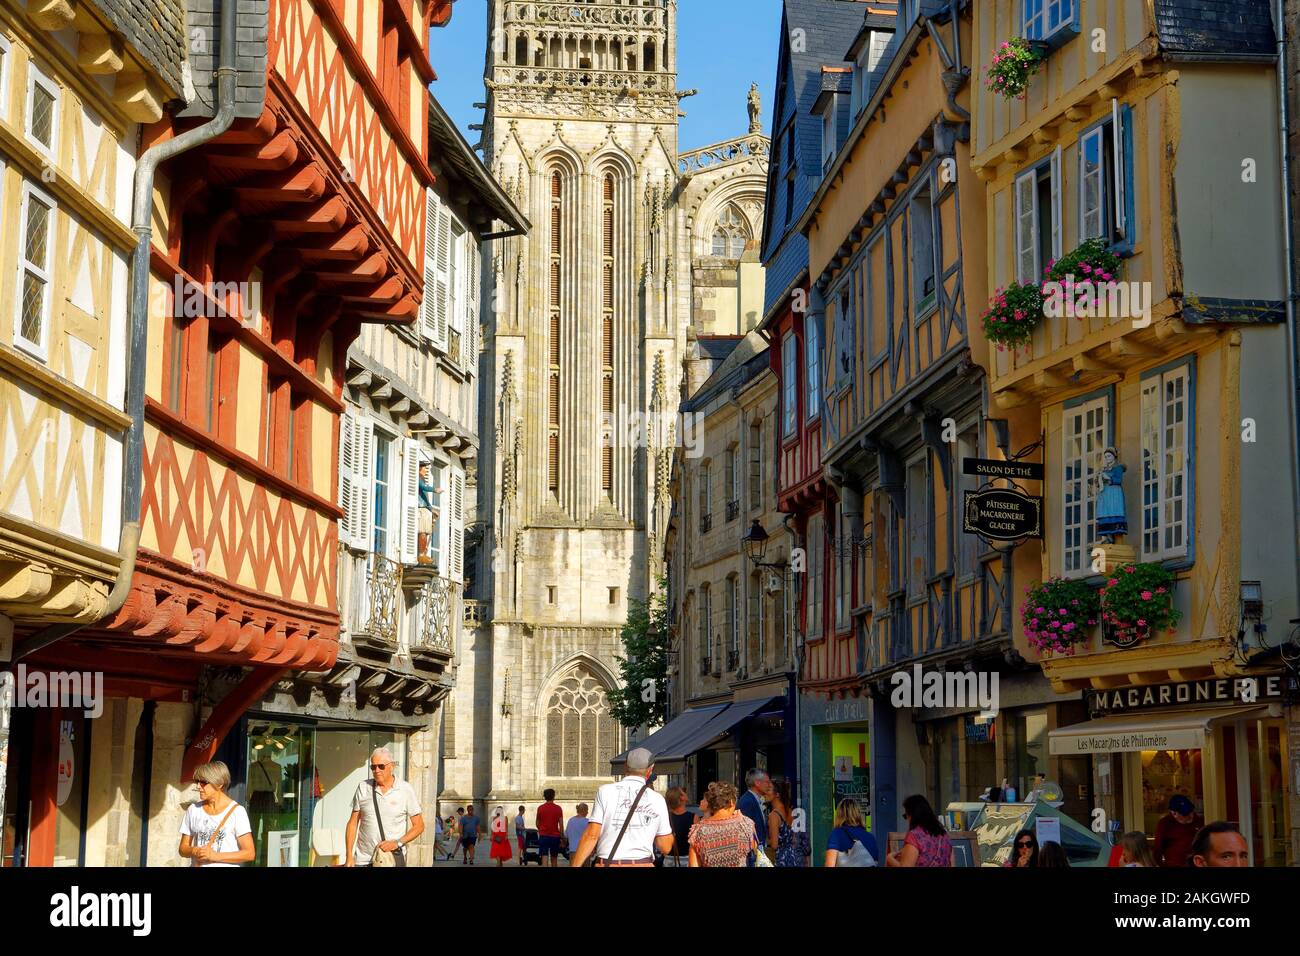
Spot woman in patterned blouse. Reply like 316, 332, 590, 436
688, 781, 757, 868
886, 794, 952, 867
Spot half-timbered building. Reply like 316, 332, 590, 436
970, 0, 1297, 863
5, 0, 457, 867
796, 0, 1077, 851
0, 0, 184, 867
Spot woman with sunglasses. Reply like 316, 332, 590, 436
1004, 829, 1038, 867
886, 794, 952, 867
179, 761, 255, 867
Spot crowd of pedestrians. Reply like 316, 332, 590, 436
174, 754, 1256, 870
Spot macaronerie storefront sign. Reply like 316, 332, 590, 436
1058, 730, 1195, 754
1088, 675, 1287, 716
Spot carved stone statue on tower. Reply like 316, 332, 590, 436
748, 82, 762, 134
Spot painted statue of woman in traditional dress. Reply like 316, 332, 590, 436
1095, 447, 1127, 542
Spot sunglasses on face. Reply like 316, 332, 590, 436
371, 763, 390, 771
1016, 841, 1033, 848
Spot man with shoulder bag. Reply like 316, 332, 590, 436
345, 747, 424, 867
570, 748, 674, 868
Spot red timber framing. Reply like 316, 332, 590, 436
768, 285, 859, 698
92, 1, 443, 678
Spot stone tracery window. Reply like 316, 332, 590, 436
711, 203, 749, 258
545, 665, 620, 778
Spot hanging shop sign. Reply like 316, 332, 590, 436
961, 457, 1045, 482
962, 488, 1043, 541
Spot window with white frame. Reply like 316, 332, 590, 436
819, 94, 837, 176
15, 182, 55, 360
1078, 105, 1130, 247
0, 35, 11, 122
805, 315, 821, 421
725, 445, 738, 514
1141, 364, 1191, 561
1014, 149, 1061, 284
25, 61, 59, 157
1062, 394, 1110, 574
1023, 0, 1075, 42
805, 513, 824, 639
782, 331, 797, 436
698, 585, 710, 668
748, 420, 762, 511
727, 576, 739, 663
909, 181, 937, 313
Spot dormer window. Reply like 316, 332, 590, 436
819, 93, 838, 177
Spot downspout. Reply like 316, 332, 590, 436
1276, 0, 1300, 619
15, 0, 241, 662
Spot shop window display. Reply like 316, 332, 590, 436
1140, 747, 1202, 838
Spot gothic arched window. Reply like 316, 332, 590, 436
711, 203, 749, 258
545, 665, 620, 778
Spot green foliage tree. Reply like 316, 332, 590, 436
605, 581, 669, 729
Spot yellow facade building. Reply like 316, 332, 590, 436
970, 0, 1297, 863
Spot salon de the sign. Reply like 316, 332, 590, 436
1088, 674, 1292, 716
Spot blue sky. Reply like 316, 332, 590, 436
428, 0, 784, 151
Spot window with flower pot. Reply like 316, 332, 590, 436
1022, 0, 1076, 45
1061, 391, 1111, 576
1140, 361, 1193, 563
1078, 104, 1134, 251
1014, 149, 1061, 284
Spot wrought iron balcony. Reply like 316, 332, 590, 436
349, 553, 402, 652
726, 648, 739, 672
725, 499, 740, 522
699, 656, 712, 676
411, 572, 454, 660
699, 513, 712, 534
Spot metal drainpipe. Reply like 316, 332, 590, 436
1276, 0, 1300, 620
15, 0, 242, 662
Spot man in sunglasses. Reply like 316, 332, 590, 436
345, 747, 424, 866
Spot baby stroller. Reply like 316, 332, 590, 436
520, 828, 542, 865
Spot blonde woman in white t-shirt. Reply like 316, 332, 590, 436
179, 760, 255, 867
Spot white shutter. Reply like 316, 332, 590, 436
1050, 145, 1062, 261
1014, 169, 1039, 284
424, 191, 450, 352
1111, 98, 1127, 239
353, 418, 374, 552
338, 410, 356, 545
437, 462, 451, 578
450, 465, 465, 584
464, 241, 480, 375
400, 437, 421, 564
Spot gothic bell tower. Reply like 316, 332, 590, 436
451, 0, 686, 807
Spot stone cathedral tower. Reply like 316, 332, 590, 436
441, 0, 768, 812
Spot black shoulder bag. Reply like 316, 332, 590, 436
372, 784, 407, 867
590, 778, 652, 868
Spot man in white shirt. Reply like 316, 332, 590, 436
563, 803, 590, 864
345, 747, 424, 866
571, 748, 673, 868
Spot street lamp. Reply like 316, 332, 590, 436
742, 520, 787, 570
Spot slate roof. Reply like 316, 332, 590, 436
89, 0, 187, 98
682, 331, 771, 412
1152, 0, 1277, 59
760, 0, 875, 319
